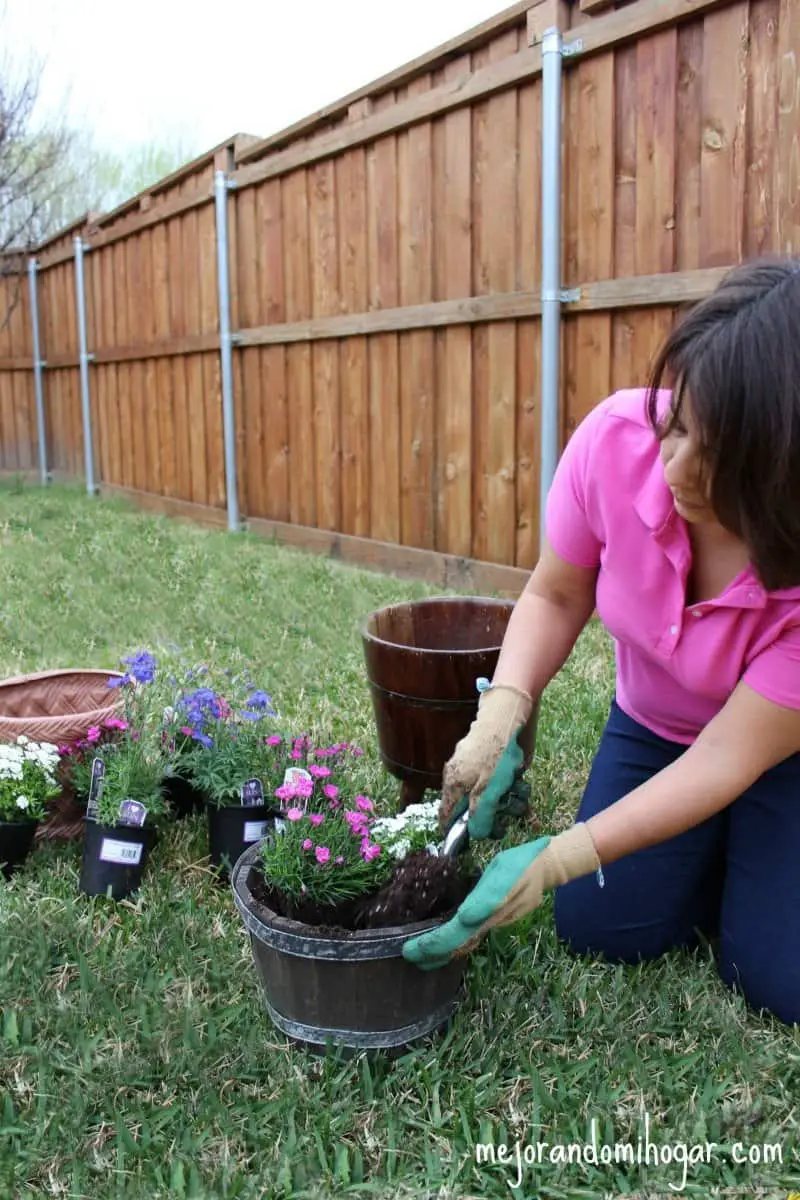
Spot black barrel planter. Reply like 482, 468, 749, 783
0, 820, 38, 879
79, 819, 156, 899
207, 804, 275, 875
231, 841, 467, 1054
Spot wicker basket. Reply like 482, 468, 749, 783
0, 668, 123, 841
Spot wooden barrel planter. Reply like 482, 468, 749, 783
361, 597, 539, 809
0, 668, 123, 841
231, 842, 467, 1054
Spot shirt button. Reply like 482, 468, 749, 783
693, 610, 703, 618
670, 624, 679, 635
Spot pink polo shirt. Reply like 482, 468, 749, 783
545, 388, 800, 744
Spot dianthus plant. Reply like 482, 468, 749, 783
259, 784, 394, 909
0, 738, 61, 822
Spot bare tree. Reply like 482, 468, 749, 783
0, 39, 75, 328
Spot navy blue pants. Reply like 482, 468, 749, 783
553, 701, 800, 1025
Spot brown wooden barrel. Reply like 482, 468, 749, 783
231, 842, 466, 1053
361, 597, 538, 804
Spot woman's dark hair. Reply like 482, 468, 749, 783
645, 256, 800, 590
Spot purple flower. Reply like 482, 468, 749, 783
121, 651, 157, 685
323, 784, 339, 800
266, 735, 282, 747
315, 846, 330, 865
107, 675, 131, 689
308, 813, 324, 827
239, 710, 264, 722
285, 807, 305, 822
302, 838, 313, 851
361, 842, 381, 862
192, 731, 213, 749
247, 690, 275, 714
355, 796, 374, 813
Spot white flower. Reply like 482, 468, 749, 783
16, 735, 29, 746
15, 796, 29, 810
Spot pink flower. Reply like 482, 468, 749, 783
295, 779, 314, 798
361, 842, 381, 862
355, 796, 374, 813
309, 813, 325, 827
302, 838, 313, 851
345, 810, 368, 835
180, 726, 194, 737
217, 696, 232, 720
335, 856, 344, 865
290, 749, 303, 761
274, 784, 294, 803
285, 807, 305, 822
104, 717, 128, 731
315, 846, 330, 864
309, 764, 332, 778
323, 784, 339, 801
350, 746, 365, 757
86, 726, 101, 743
58, 744, 71, 756
266, 735, 282, 747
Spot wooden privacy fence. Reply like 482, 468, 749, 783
0, 0, 798, 592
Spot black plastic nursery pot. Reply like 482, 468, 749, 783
231, 841, 467, 1054
0, 819, 38, 879
163, 773, 206, 820
207, 803, 275, 875
79, 818, 156, 899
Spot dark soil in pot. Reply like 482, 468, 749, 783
251, 851, 477, 932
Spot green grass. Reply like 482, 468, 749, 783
0, 478, 798, 1200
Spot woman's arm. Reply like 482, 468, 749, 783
492, 539, 599, 699
586, 681, 800, 864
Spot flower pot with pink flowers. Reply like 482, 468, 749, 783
231, 776, 478, 1054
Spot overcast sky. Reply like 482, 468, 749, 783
5, 0, 510, 156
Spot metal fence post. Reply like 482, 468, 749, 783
539, 29, 582, 552
27, 256, 49, 486
73, 236, 97, 495
214, 169, 241, 533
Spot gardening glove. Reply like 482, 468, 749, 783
439, 684, 533, 827
444, 734, 525, 841
403, 823, 600, 970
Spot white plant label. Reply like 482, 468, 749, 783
99, 838, 143, 866
283, 767, 313, 788
243, 821, 268, 843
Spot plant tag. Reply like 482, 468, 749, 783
243, 820, 268, 843
283, 767, 313, 788
282, 766, 313, 812
85, 758, 105, 821
99, 838, 143, 866
117, 799, 148, 827
240, 778, 264, 808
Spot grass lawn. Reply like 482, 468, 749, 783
0, 479, 798, 1200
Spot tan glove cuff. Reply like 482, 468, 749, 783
539, 822, 601, 890
475, 684, 533, 741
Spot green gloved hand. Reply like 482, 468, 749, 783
444, 735, 525, 841
403, 823, 600, 970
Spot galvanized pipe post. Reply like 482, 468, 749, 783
214, 169, 241, 533
73, 236, 98, 494
27, 257, 49, 485
539, 28, 581, 552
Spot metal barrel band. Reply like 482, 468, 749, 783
263, 995, 459, 1050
